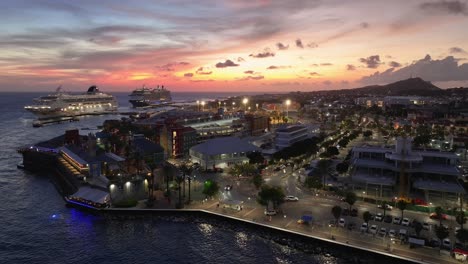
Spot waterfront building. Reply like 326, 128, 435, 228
160, 124, 197, 158
243, 114, 270, 136
350, 137, 464, 204
189, 137, 259, 169
275, 125, 309, 150
132, 134, 166, 165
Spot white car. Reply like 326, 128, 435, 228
284, 195, 299, 201
379, 227, 387, 237
443, 238, 452, 249
388, 229, 396, 238
393, 217, 401, 225
360, 222, 368, 232
370, 225, 378, 234
339, 218, 346, 227
264, 209, 277, 216
423, 222, 430, 231
375, 213, 383, 222
401, 218, 410, 226
377, 204, 393, 210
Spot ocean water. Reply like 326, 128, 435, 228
0, 92, 327, 264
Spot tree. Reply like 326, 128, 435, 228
397, 200, 408, 219
413, 221, 423, 237
331, 205, 342, 224
179, 163, 194, 200
435, 206, 444, 226
176, 176, 184, 208
252, 174, 263, 190
344, 192, 357, 211
257, 185, 285, 209
435, 225, 449, 250
202, 179, 219, 198
304, 176, 323, 189
363, 130, 373, 138
456, 229, 468, 246
336, 162, 349, 175
380, 201, 389, 217
456, 210, 466, 229
317, 159, 330, 185
247, 151, 265, 164
363, 211, 372, 224
326, 146, 339, 157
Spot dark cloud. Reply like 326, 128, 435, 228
295, 39, 304, 48
359, 55, 382, 68
184, 72, 193, 77
450, 47, 467, 53
196, 67, 212, 75
249, 51, 275, 58
307, 42, 318, 48
360, 54, 468, 84
239, 75, 265, 81
321, 22, 371, 43
346, 64, 357, 71
215, 59, 239, 68
309, 72, 320, 76
420, 1, 468, 15
237, 57, 245, 62
389, 61, 402, 67
360, 22, 370, 28
244, 70, 255, 74
156, 62, 191, 72
276, 42, 289, 50
320, 63, 333, 66
267, 65, 290, 70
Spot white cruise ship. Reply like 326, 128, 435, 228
24, 86, 118, 120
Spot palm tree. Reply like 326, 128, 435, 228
363, 211, 372, 225
435, 225, 449, 251
331, 205, 342, 224
397, 200, 408, 219
435, 206, 444, 227
179, 163, 193, 200
344, 192, 357, 212
456, 210, 466, 230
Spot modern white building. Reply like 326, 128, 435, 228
275, 125, 309, 150
189, 137, 260, 169
351, 137, 464, 203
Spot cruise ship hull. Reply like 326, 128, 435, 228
129, 99, 169, 108
26, 106, 118, 120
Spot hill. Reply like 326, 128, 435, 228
351, 77, 442, 96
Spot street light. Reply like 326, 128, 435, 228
196, 100, 200, 111
256, 103, 259, 111
242, 98, 248, 111
232, 102, 236, 111
201, 101, 205, 111
285, 99, 291, 119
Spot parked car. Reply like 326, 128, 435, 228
388, 229, 396, 238
428, 238, 440, 248
339, 218, 346, 227
264, 209, 277, 216
442, 238, 452, 250
342, 209, 349, 216
284, 195, 299, 201
393, 217, 401, 225
399, 229, 408, 240
351, 208, 358, 217
429, 212, 448, 220
423, 222, 430, 231
375, 213, 384, 222
379, 227, 387, 237
384, 215, 393, 223
377, 204, 393, 210
360, 222, 368, 232
401, 218, 410, 227
370, 225, 378, 234
224, 185, 232, 191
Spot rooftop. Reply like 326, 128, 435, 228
190, 136, 259, 155
276, 125, 307, 133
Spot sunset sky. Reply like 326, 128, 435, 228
1, 0, 468, 92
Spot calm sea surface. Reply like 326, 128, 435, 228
0, 92, 335, 264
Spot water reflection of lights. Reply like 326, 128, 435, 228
198, 223, 213, 236
235, 232, 248, 249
